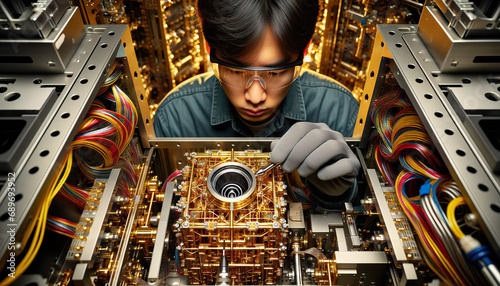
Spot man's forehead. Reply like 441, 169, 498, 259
231, 26, 294, 68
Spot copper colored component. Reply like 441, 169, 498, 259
175, 150, 288, 285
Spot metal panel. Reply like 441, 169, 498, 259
119, 26, 154, 148
310, 213, 343, 235
417, 6, 500, 73
352, 28, 393, 140
72, 262, 91, 286
400, 263, 418, 286
335, 251, 389, 286
463, 116, 500, 173
0, 102, 55, 172
109, 148, 156, 286
433, 0, 500, 38
335, 228, 348, 252
374, 24, 500, 254
336, 251, 388, 267
0, 7, 85, 73
0, 24, 129, 269
287, 203, 306, 230
366, 169, 409, 264
80, 169, 120, 262
148, 181, 175, 283
0, 0, 70, 38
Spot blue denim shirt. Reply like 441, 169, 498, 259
154, 69, 359, 137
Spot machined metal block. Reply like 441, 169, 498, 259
0, 7, 85, 73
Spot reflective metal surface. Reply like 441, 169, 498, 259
0, 0, 70, 38
359, 23, 500, 255
418, 5, 500, 73
0, 7, 85, 73
0, 24, 128, 268
433, 0, 500, 38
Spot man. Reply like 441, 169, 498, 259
154, 0, 360, 206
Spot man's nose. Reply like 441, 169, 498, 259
244, 76, 267, 105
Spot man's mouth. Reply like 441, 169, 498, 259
243, 109, 266, 116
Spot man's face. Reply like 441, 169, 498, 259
218, 27, 299, 123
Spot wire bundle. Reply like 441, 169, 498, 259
370, 88, 410, 185
127, 140, 141, 163
0, 61, 140, 286
47, 215, 78, 238
72, 62, 138, 196
166, 170, 182, 183
395, 173, 475, 284
447, 197, 500, 285
369, 87, 488, 285
58, 183, 89, 210
0, 151, 73, 286
420, 179, 478, 284
97, 60, 123, 95
370, 87, 444, 185
284, 172, 317, 209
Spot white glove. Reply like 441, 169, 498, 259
270, 122, 360, 196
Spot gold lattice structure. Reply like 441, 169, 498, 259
174, 150, 288, 285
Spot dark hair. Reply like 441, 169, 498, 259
197, 0, 319, 62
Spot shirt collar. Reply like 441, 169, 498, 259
281, 78, 306, 121
210, 76, 306, 126
211, 79, 234, 125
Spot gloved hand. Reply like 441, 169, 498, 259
270, 122, 360, 196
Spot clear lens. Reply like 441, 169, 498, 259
212, 63, 301, 89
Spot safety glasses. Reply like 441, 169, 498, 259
210, 49, 303, 90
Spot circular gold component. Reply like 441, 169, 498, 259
207, 162, 256, 210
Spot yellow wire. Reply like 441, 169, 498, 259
396, 173, 464, 285
420, 246, 453, 286
77, 140, 117, 167
85, 110, 127, 152
47, 229, 75, 239
23, 152, 72, 273
0, 152, 72, 286
51, 217, 77, 227
2, 81, 136, 285
112, 85, 137, 148
447, 197, 467, 239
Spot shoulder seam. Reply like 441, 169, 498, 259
163, 86, 212, 103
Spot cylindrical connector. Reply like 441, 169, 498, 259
293, 235, 302, 285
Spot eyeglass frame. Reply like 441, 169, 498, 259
209, 48, 304, 72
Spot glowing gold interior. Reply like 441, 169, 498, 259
174, 150, 288, 285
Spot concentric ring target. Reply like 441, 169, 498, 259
207, 162, 256, 209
